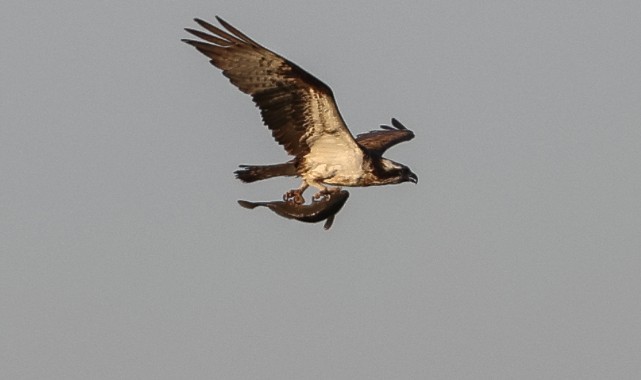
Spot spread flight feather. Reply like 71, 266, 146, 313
183, 17, 417, 204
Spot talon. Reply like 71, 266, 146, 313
312, 192, 325, 201
312, 187, 341, 201
284, 189, 305, 204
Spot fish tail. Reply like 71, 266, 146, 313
237, 200, 262, 209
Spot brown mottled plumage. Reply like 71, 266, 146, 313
183, 17, 417, 204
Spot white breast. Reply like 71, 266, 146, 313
301, 89, 366, 186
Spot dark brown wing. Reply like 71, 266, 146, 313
182, 17, 359, 158
355, 118, 415, 154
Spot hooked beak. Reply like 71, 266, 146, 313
408, 171, 418, 184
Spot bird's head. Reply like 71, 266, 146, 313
402, 166, 419, 184
376, 158, 418, 185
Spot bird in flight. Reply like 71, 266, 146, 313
182, 17, 417, 204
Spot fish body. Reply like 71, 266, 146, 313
238, 190, 350, 230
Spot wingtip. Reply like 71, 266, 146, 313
182, 28, 200, 40
193, 18, 211, 29
391, 118, 407, 130
215, 16, 236, 33
215, 15, 229, 27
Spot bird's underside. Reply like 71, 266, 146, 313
182, 17, 417, 205
234, 118, 417, 204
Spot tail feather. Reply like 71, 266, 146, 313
234, 162, 297, 183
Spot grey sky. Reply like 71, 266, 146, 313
2, 1, 641, 378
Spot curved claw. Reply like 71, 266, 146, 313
283, 189, 305, 205
312, 187, 342, 202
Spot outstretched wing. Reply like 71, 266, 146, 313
182, 17, 360, 159
356, 118, 415, 155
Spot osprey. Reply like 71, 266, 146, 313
183, 17, 417, 204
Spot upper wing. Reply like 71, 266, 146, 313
355, 118, 415, 155
182, 17, 360, 158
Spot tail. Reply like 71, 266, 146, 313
237, 200, 265, 209
234, 162, 297, 183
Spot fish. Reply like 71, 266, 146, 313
237, 190, 350, 230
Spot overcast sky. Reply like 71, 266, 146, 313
2, 1, 641, 379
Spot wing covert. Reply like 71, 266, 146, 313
182, 17, 359, 158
